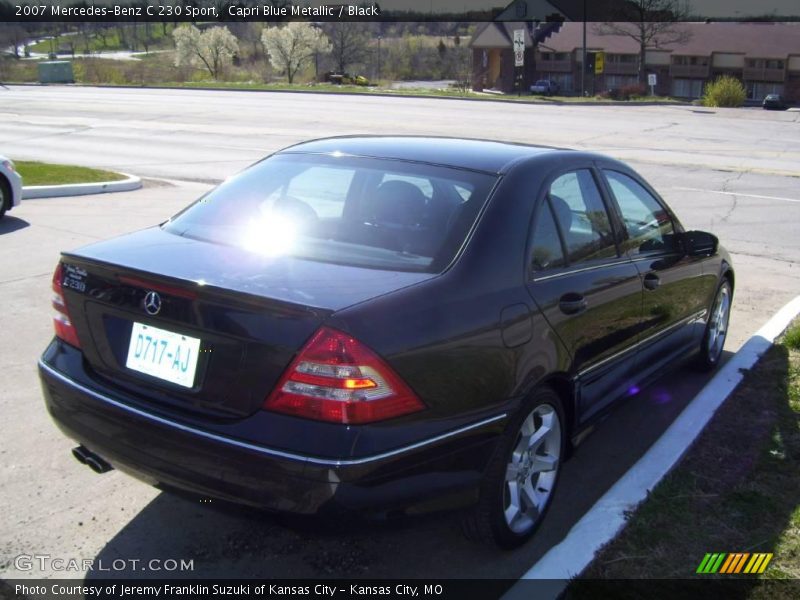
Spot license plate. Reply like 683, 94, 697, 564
125, 322, 201, 388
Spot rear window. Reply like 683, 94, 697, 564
163, 153, 497, 272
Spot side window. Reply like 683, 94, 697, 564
530, 201, 566, 271
604, 170, 676, 255
548, 170, 617, 264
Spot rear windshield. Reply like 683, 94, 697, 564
163, 153, 497, 272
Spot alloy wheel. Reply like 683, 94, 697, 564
503, 403, 562, 534
707, 283, 731, 364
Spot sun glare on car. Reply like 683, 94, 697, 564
242, 213, 298, 257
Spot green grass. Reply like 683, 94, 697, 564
568, 319, 800, 596
0, 54, 686, 106
15, 161, 126, 186
784, 324, 800, 351
28, 25, 176, 55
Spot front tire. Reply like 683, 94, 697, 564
462, 387, 565, 548
694, 279, 732, 371
0, 177, 10, 220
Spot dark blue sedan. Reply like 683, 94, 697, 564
39, 137, 733, 547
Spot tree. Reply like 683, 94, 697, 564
173, 24, 239, 80
261, 23, 331, 84
324, 22, 370, 74
594, 0, 692, 84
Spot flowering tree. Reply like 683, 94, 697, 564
173, 25, 239, 80
261, 23, 332, 84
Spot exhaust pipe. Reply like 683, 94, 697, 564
71, 445, 114, 474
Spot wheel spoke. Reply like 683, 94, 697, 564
505, 463, 521, 482
505, 481, 522, 526
531, 453, 558, 473
520, 481, 542, 519
527, 422, 551, 451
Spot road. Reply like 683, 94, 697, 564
0, 86, 798, 580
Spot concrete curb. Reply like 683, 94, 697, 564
505, 294, 800, 598
21, 173, 141, 199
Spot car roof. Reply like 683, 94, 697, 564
277, 136, 568, 175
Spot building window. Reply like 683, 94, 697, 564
607, 54, 638, 63
671, 79, 705, 98
747, 58, 785, 70
747, 81, 784, 100
540, 52, 569, 62
605, 74, 639, 89
673, 55, 709, 66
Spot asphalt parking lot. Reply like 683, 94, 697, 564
1, 86, 798, 580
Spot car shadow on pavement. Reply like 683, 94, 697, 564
85, 356, 731, 580
0, 216, 30, 235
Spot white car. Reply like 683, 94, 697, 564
0, 155, 23, 219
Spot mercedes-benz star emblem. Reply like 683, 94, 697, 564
144, 291, 162, 316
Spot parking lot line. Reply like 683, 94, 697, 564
673, 187, 800, 204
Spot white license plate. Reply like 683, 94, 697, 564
125, 322, 201, 388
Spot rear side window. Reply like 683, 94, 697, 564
604, 170, 677, 255
548, 170, 617, 264
530, 201, 567, 271
164, 154, 497, 273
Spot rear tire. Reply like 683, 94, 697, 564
462, 387, 565, 548
694, 279, 732, 371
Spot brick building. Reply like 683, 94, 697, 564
471, 22, 800, 102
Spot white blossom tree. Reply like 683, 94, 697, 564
173, 25, 239, 80
261, 23, 332, 84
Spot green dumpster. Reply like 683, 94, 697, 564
38, 61, 74, 84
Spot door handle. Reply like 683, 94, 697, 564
643, 273, 661, 290
559, 293, 587, 315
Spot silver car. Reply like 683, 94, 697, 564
0, 155, 23, 219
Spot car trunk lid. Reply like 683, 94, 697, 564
59, 226, 433, 419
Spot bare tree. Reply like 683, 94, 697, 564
323, 22, 370, 74
595, 0, 692, 84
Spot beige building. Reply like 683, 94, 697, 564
471, 22, 800, 102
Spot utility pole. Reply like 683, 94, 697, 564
581, 0, 587, 97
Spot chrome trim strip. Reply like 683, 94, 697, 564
532, 259, 633, 282
38, 360, 507, 467
575, 309, 707, 378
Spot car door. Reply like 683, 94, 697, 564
525, 167, 643, 423
600, 168, 709, 380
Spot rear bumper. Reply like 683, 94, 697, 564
39, 349, 506, 516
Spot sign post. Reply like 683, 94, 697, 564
513, 29, 525, 67
648, 73, 657, 96
513, 29, 525, 96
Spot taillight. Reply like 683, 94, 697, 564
52, 263, 81, 348
265, 327, 425, 424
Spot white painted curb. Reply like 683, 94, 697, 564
21, 174, 141, 199
505, 294, 800, 598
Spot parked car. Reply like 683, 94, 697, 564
530, 79, 560, 95
39, 137, 733, 548
0, 155, 23, 219
762, 94, 787, 110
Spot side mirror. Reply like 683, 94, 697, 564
683, 230, 719, 257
